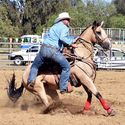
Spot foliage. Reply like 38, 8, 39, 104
113, 0, 125, 15
78, 0, 116, 27
1, 0, 125, 37
23, 0, 73, 34
0, 5, 19, 37
108, 14, 125, 28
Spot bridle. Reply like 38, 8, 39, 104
64, 25, 109, 65
76, 26, 109, 59
64, 25, 109, 82
92, 27, 108, 46
73, 26, 108, 81
63, 24, 109, 82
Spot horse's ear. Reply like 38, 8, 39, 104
92, 21, 97, 30
101, 21, 104, 26
93, 21, 97, 27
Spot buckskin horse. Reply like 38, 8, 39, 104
7, 21, 115, 116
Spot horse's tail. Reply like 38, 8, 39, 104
7, 73, 24, 102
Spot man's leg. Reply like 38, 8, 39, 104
51, 51, 72, 93
28, 46, 55, 88
28, 53, 44, 88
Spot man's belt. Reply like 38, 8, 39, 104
42, 44, 60, 51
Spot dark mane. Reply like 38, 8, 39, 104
80, 25, 91, 36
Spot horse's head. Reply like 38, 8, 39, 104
71, 21, 111, 59
91, 21, 111, 50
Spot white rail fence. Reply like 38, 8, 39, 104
0, 42, 33, 69
43, 27, 125, 42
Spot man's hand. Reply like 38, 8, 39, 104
70, 44, 78, 48
74, 37, 79, 42
70, 37, 79, 48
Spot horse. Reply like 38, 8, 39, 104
7, 21, 115, 116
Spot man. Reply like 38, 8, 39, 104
28, 12, 78, 94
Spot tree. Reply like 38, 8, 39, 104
0, 5, 19, 37
1, 0, 21, 36
37, 0, 117, 34
22, 0, 73, 34
113, 0, 125, 15
108, 14, 125, 28
0, 0, 122, 37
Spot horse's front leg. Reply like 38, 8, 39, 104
96, 92, 115, 116
78, 73, 115, 115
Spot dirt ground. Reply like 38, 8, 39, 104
0, 69, 125, 125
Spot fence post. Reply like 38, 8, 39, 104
9, 37, 13, 53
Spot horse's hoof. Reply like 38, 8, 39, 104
82, 109, 89, 114
109, 109, 116, 116
107, 108, 116, 116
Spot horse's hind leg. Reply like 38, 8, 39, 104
82, 85, 92, 113
32, 78, 52, 113
35, 81, 60, 113
44, 85, 62, 112
36, 83, 50, 107
44, 84, 59, 101
38, 86, 61, 114
36, 87, 56, 114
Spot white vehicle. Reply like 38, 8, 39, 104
21, 35, 43, 43
94, 48, 125, 69
20, 35, 43, 49
8, 44, 41, 66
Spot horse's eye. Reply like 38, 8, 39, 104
96, 31, 101, 35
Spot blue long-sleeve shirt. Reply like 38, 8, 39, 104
43, 21, 75, 51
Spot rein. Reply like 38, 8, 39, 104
63, 37, 96, 82
63, 37, 94, 61
63, 25, 109, 82
75, 37, 96, 81
77, 37, 94, 59
63, 27, 104, 82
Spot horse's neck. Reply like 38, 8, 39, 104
81, 26, 94, 44
74, 43, 94, 60
74, 29, 94, 60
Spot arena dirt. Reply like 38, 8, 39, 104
0, 70, 125, 125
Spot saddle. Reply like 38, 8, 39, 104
54, 72, 81, 88
38, 47, 81, 88
38, 60, 81, 88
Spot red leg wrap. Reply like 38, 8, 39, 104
107, 108, 112, 115
100, 98, 109, 110
83, 98, 91, 113
84, 98, 91, 110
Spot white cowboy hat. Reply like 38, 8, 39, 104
54, 12, 73, 23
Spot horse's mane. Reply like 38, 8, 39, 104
80, 25, 91, 36
80, 21, 102, 36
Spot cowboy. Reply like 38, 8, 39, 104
28, 12, 78, 94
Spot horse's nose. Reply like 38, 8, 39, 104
102, 41, 111, 50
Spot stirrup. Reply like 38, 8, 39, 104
60, 82, 73, 94
67, 82, 73, 92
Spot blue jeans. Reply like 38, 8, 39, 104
28, 45, 70, 92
